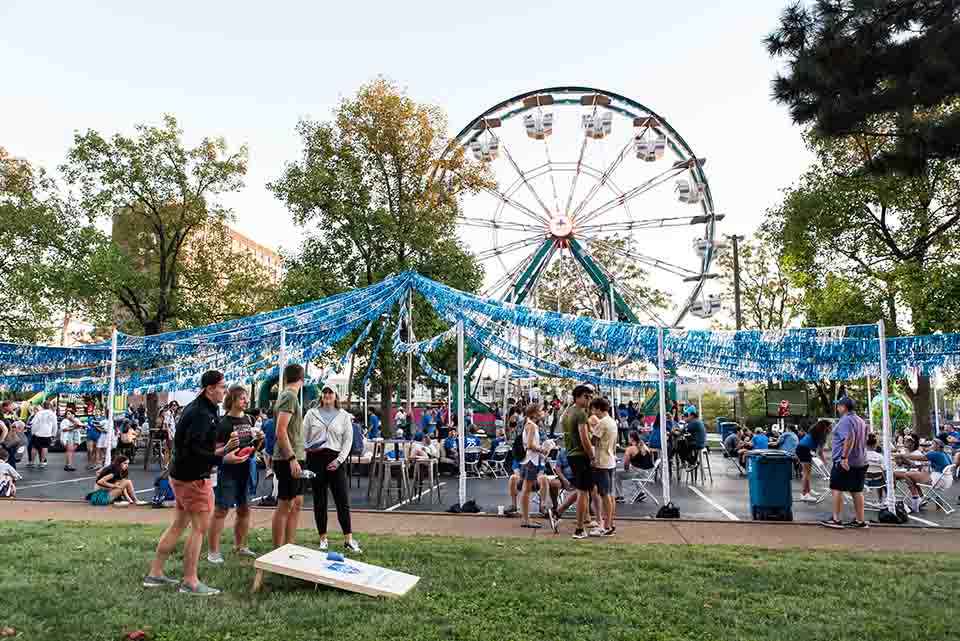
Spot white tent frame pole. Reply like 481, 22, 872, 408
447, 378, 452, 429
363, 382, 369, 430
657, 327, 670, 505
866, 375, 873, 431
103, 328, 119, 467
933, 368, 941, 435
878, 320, 895, 511
457, 320, 467, 506
608, 281, 617, 405
279, 327, 287, 388
406, 290, 414, 420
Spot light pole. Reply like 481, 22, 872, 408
725, 234, 746, 421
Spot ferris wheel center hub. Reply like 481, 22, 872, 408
548, 215, 574, 238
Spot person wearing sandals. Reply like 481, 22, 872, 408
87, 455, 146, 506
145, 370, 243, 596
303, 385, 362, 554
207, 384, 260, 564
519, 404, 553, 530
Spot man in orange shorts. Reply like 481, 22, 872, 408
144, 370, 248, 595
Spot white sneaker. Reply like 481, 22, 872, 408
588, 527, 605, 537
318, 539, 329, 551
40, 461, 48, 468
800, 493, 815, 503
586, 520, 601, 529
207, 552, 224, 565
112, 500, 129, 507
135, 500, 149, 506
345, 539, 363, 554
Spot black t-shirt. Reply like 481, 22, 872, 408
216, 415, 253, 481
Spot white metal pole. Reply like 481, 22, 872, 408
103, 328, 119, 467
446, 378, 452, 429
363, 382, 369, 430
877, 320, 895, 511
866, 375, 874, 431
406, 291, 414, 421
279, 328, 287, 388
657, 327, 670, 506
933, 369, 941, 435
457, 320, 466, 506
608, 281, 616, 405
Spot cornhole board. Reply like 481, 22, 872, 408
252, 544, 419, 598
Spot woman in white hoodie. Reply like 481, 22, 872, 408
303, 385, 361, 554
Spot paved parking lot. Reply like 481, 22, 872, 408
14, 450, 960, 528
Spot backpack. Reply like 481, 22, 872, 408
151, 477, 175, 507
512, 432, 526, 461
350, 422, 364, 457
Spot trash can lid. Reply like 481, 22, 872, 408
745, 449, 790, 459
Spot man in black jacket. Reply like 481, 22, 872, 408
144, 370, 248, 596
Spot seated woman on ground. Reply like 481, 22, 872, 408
87, 455, 146, 506
894, 437, 951, 513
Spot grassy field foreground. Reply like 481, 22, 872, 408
1, 521, 957, 641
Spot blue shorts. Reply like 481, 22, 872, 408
520, 461, 541, 482
592, 468, 614, 497
214, 473, 249, 509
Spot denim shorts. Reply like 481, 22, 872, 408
214, 473, 249, 509
520, 461, 541, 482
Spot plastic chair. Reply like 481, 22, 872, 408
464, 446, 483, 478
625, 459, 661, 505
917, 464, 955, 514
487, 445, 510, 479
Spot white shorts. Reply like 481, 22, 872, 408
60, 430, 84, 448
97, 432, 117, 448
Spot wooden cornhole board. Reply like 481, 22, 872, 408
252, 544, 419, 598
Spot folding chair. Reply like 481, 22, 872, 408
917, 464, 955, 514
625, 459, 661, 505
863, 465, 887, 511
463, 446, 483, 478
487, 445, 510, 479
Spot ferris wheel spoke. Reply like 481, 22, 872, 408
577, 213, 722, 234
574, 164, 688, 227
482, 244, 542, 298
474, 234, 547, 262
568, 137, 635, 220
581, 235, 702, 280
574, 239, 670, 327
479, 183, 551, 226
487, 130, 555, 219
458, 215, 544, 234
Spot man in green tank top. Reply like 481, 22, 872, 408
562, 385, 595, 539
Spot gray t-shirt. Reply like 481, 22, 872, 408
831, 413, 866, 467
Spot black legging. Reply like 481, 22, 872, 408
306, 448, 352, 536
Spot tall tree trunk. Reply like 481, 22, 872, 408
907, 374, 933, 437
381, 382, 394, 435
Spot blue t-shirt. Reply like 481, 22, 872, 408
752, 434, 769, 450
556, 449, 574, 481
443, 436, 458, 453
490, 437, 504, 451
778, 431, 799, 456
832, 413, 867, 466
465, 435, 481, 448
262, 418, 276, 453
421, 412, 431, 429
368, 414, 381, 433
798, 433, 818, 450
646, 425, 662, 449
684, 419, 706, 449
926, 450, 951, 474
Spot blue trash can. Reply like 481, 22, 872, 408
746, 449, 793, 521
715, 417, 729, 432
719, 422, 738, 444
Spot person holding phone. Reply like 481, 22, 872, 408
207, 384, 260, 564
271, 364, 306, 548
145, 370, 244, 596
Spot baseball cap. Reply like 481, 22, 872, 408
835, 397, 855, 411
321, 385, 335, 393
683, 405, 698, 416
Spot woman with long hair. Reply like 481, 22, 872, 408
615, 430, 654, 502
303, 385, 361, 554
519, 403, 551, 529
207, 384, 259, 564
87, 455, 145, 506
797, 419, 832, 502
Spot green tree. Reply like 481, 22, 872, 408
715, 233, 800, 332
270, 78, 486, 427
61, 115, 275, 336
765, 125, 960, 435
766, 0, 960, 174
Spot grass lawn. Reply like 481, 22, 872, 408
2, 521, 957, 641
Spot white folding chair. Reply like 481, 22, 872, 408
625, 459, 661, 505
487, 445, 510, 479
917, 464, 955, 514
863, 464, 887, 511
809, 457, 850, 505
463, 446, 483, 478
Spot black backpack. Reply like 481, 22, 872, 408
512, 432, 526, 461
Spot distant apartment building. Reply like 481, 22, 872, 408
226, 227, 284, 283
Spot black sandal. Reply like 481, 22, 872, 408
521, 522, 543, 529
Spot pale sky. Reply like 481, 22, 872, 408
2, 0, 813, 323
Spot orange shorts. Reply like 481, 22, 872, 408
171, 478, 214, 513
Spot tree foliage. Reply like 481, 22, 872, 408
269, 78, 486, 420
766, 0, 960, 174
61, 115, 275, 336
765, 123, 960, 434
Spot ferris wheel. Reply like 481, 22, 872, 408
443, 86, 724, 328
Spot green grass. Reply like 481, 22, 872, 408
2, 521, 957, 641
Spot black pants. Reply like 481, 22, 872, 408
306, 449, 352, 536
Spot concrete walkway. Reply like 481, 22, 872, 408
3, 500, 959, 553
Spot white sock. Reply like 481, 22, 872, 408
911, 496, 920, 512
271, 475, 278, 499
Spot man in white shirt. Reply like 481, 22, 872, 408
28, 401, 58, 468
588, 397, 619, 537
